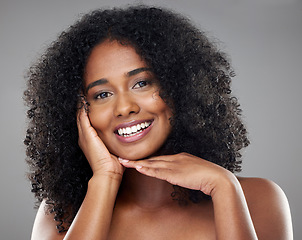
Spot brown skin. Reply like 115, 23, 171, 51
84, 40, 173, 161
30, 40, 293, 240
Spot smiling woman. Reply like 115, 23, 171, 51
24, 5, 293, 240
84, 40, 172, 160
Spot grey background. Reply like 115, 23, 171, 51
1, 0, 301, 239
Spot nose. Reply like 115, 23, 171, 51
113, 93, 140, 117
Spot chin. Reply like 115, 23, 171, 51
118, 152, 149, 161
117, 144, 170, 160
113, 147, 156, 160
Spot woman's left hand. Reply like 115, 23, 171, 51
118, 152, 236, 197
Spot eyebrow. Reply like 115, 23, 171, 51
85, 78, 108, 93
127, 67, 152, 77
85, 67, 152, 93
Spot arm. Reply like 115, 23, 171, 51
211, 173, 258, 239
119, 153, 293, 240
31, 179, 121, 240
31, 105, 124, 240
64, 103, 124, 239
64, 175, 121, 240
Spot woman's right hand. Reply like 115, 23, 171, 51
77, 103, 124, 180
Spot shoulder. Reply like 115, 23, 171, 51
238, 177, 286, 201
31, 200, 67, 240
238, 177, 293, 239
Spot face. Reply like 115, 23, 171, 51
84, 40, 173, 160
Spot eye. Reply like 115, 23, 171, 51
95, 91, 112, 99
133, 80, 150, 89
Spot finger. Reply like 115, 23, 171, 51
77, 104, 93, 146
77, 102, 110, 157
77, 102, 98, 138
118, 157, 168, 175
77, 102, 85, 134
145, 152, 194, 162
133, 164, 179, 185
144, 154, 175, 162
118, 155, 176, 167
76, 93, 90, 125
77, 96, 88, 132
76, 94, 86, 118
119, 158, 175, 171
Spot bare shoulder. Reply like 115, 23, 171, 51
31, 200, 66, 240
238, 177, 293, 239
238, 177, 286, 201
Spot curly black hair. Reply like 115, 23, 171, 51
24, 5, 249, 232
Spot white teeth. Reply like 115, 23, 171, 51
117, 121, 152, 137
126, 127, 131, 134
131, 125, 137, 132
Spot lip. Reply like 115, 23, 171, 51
114, 119, 154, 132
115, 120, 154, 143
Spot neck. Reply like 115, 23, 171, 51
118, 168, 175, 209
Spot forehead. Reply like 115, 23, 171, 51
84, 40, 148, 86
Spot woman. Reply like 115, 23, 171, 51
24, 5, 293, 239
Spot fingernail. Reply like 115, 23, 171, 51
136, 165, 142, 170
118, 157, 129, 163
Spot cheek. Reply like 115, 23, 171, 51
154, 99, 173, 121
88, 108, 111, 135
143, 92, 172, 116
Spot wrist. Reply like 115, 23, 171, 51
89, 173, 122, 188
210, 172, 241, 200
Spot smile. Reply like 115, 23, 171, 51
114, 120, 154, 143
117, 121, 152, 137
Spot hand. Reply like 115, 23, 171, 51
77, 104, 124, 179
119, 152, 236, 196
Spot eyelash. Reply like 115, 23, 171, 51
94, 92, 112, 100
93, 79, 152, 100
132, 79, 151, 89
